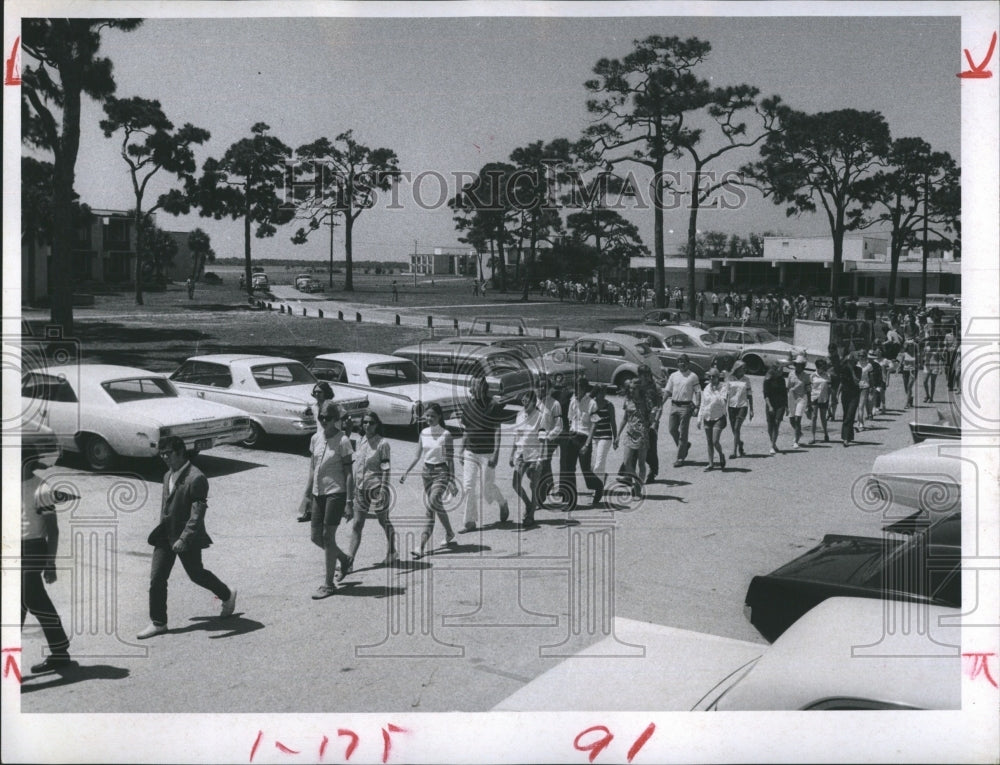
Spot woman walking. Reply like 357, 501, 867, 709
900, 340, 916, 407
590, 385, 618, 496
400, 402, 457, 558
923, 341, 943, 402
762, 362, 787, 455
618, 380, 650, 497
698, 368, 728, 471
509, 390, 545, 527
809, 358, 831, 443
786, 355, 810, 449
306, 401, 355, 599
826, 344, 841, 421
725, 361, 753, 458
838, 352, 862, 447
296, 382, 337, 522
856, 352, 872, 431
345, 412, 397, 569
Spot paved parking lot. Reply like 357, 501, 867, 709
18, 379, 928, 712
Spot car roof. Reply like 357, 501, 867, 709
28, 363, 165, 380
716, 597, 960, 710
393, 343, 516, 357
183, 354, 303, 366
574, 332, 651, 345
314, 352, 409, 365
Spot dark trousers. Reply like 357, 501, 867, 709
537, 440, 558, 505
565, 433, 604, 508
645, 427, 659, 476
149, 545, 230, 626
557, 433, 578, 505
840, 391, 860, 442
668, 404, 694, 460
21, 538, 70, 656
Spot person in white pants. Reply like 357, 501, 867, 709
460, 376, 510, 532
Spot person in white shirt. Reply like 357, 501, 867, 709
401, 402, 457, 558
565, 377, 604, 508
724, 361, 753, 458
809, 358, 832, 443
663, 355, 701, 467
536, 382, 563, 509
697, 369, 729, 471
509, 390, 545, 527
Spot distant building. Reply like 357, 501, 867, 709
629, 234, 960, 298
410, 247, 477, 276
22, 208, 138, 305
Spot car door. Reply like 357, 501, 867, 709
571, 339, 604, 382
599, 340, 628, 382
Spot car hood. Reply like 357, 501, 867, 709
380, 381, 467, 406
871, 439, 962, 486
749, 341, 797, 353
116, 397, 247, 426
492, 617, 764, 711
759, 534, 900, 588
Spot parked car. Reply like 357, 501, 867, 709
392, 342, 534, 406
201, 272, 223, 285
169, 354, 368, 447
708, 325, 804, 375
308, 352, 467, 428
546, 332, 666, 390
435, 335, 581, 389
295, 273, 324, 293
613, 324, 735, 380
494, 597, 960, 711
21, 364, 253, 470
641, 308, 707, 329
744, 508, 960, 643
251, 273, 269, 289
868, 439, 961, 512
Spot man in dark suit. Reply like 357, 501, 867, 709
138, 436, 236, 639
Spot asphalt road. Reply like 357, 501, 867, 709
16, 376, 937, 713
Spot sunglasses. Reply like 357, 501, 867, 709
361, 419, 375, 425
317, 415, 334, 423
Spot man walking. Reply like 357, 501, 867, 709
663, 355, 701, 467
21, 450, 72, 672
139, 437, 237, 638
460, 376, 510, 532
564, 376, 604, 509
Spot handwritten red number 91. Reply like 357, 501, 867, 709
574, 723, 655, 763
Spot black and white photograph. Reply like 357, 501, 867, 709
3, 1, 998, 762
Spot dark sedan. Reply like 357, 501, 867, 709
613, 324, 736, 380
744, 510, 960, 642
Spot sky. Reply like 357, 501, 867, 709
60, 11, 961, 263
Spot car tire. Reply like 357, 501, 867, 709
240, 422, 265, 448
743, 355, 765, 375
614, 371, 636, 392
82, 435, 117, 471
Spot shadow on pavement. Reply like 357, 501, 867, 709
718, 466, 752, 474
171, 614, 265, 639
193, 453, 270, 479
332, 582, 406, 598
20, 662, 130, 692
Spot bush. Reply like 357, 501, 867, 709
202, 272, 223, 285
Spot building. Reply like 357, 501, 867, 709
410, 248, 477, 276
629, 234, 960, 298
22, 208, 138, 305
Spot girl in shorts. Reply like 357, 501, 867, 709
345, 412, 397, 569
400, 402, 457, 558
809, 358, 831, 443
698, 368, 728, 471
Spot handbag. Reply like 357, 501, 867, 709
147, 521, 169, 547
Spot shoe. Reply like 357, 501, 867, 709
719, 454, 726, 469
673, 460, 683, 468
645, 472, 657, 484
824, 435, 830, 442
311, 584, 338, 599
137, 623, 167, 639
410, 548, 425, 560
704, 464, 715, 472
440, 536, 457, 548
458, 522, 477, 534
30, 654, 72, 674
521, 515, 537, 528
842, 440, 849, 447
296, 512, 312, 522
220, 588, 238, 618
769, 447, 776, 455
499, 501, 510, 523
335, 556, 353, 583
729, 452, 738, 459
809, 439, 817, 445
791, 442, 799, 450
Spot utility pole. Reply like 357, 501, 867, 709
328, 215, 338, 289
921, 170, 929, 308
413, 240, 417, 287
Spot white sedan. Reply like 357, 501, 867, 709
494, 597, 959, 711
308, 352, 468, 428
170, 354, 369, 447
868, 439, 961, 513
708, 326, 804, 375
20, 364, 253, 470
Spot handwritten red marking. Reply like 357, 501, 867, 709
963, 652, 999, 688
337, 729, 359, 760
4, 36, 20, 86
319, 735, 329, 760
275, 741, 300, 755
574, 726, 614, 763
958, 31, 997, 78
381, 724, 408, 764
2, 648, 22, 684
626, 723, 656, 763
249, 730, 263, 763
473, 143, 481, 152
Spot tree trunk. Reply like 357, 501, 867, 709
328, 215, 335, 288
521, 221, 536, 302
920, 173, 929, 306
830, 223, 845, 303
686, 166, 702, 316
496, 221, 508, 293
244, 198, 254, 298
652, 154, 666, 308
344, 214, 355, 291
887, 241, 901, 306
133, 207, 144, 305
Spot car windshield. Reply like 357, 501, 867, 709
251, 362, 317, 388
753, 330, 779, 343
634, 342, 652, 356
102, 376, 177, 403
366, 361, 426, 387
698, 333, 717, 346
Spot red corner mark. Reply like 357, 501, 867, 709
958, 31, 997, 78
2, 648, 22, 684
5, 36, 21, 86
963, 652, 999, 688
